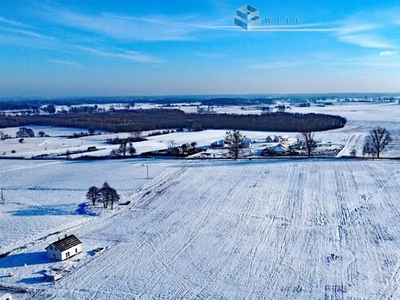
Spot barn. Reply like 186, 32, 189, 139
46, 234, 82, 261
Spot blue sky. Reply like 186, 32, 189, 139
0, 0, 399, 97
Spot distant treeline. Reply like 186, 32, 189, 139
200, 98, 275, 106
1, 94, 399, 110
0, 97, 275, 110
0, 109, 347, 132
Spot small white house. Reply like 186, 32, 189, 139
46, 234, 82, 261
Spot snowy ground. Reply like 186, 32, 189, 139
0, 102, 399, 299
0, 159, 399, 299
1, 103, 400, 159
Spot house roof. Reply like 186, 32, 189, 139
47, 234, 81, 252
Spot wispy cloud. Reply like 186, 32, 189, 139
77, 46, 162, 63
194, 51, 227, 59
379, 50, 398, 57
330, 53, 400, 70
37, 5, 214, 41
0, 26, 46, 38
0, 14, 162, 64
248, 61, 307, 70
0, 16, 53, 40
48, 59, 82, 67
333, 9, 400, 49
0, 16, 31, 28
337, 32, 394, 49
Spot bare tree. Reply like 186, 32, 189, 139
119, 140, 128, 157
128, 142, 136, 156
362, 137, 376, 158
100, 182, 112, 208
225, 130, 244, 160
86, 186, 101, 206
301, 131, 316, 158
109, 188, 120, 209
365, 126, 392, 158
99, 182, 120, 209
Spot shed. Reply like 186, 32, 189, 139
46, 234, 82, 261
44, 271, 62, 281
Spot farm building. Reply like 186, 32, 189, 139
44, 271, 63, 281
261, 144, 288, 156
46, 234, 82, 261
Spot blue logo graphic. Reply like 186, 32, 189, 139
235, 4, 261, 30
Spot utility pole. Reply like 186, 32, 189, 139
0, 188, 5, 204
141, 164, 149, 179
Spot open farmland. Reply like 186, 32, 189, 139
1, 102, 399, 159
1, 159, 399, 299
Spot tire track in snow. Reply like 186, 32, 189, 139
377, 260, 400, 299
0, 161, 61, 173
138, 165, 250, 298
27, 165, 189, 299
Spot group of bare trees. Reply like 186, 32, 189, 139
108, 131, 142, 158
86, 182, 120, 209
362, 127, 392, 158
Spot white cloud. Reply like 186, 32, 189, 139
0, 17, 30, 28
248, 61, 307, 70
330, 54, 400, 69
379, 51, 398, 57
194, 51, 227, 59
0, 26, 45, 38
49, 59, 82, 67
333, 10, 400, 49
337, 33, 394, 49
0, 16, 53, 40
38, 6, 211, 41
77, 46, 162, 63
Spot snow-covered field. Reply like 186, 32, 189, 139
1, 103, 400, 158
0, 159, 399, 299
1, 102, 399, 299
0, 159, 171, 254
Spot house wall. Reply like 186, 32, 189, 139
46, 247, 62, 260
47, 244, 82, 261
60, 244, 82, 260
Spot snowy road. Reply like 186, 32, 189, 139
4, 159, 396, 299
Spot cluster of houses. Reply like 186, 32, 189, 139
210, 135, 302, 157
143, 142, 202, 157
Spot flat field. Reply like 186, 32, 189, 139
0, 159, 399, 299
